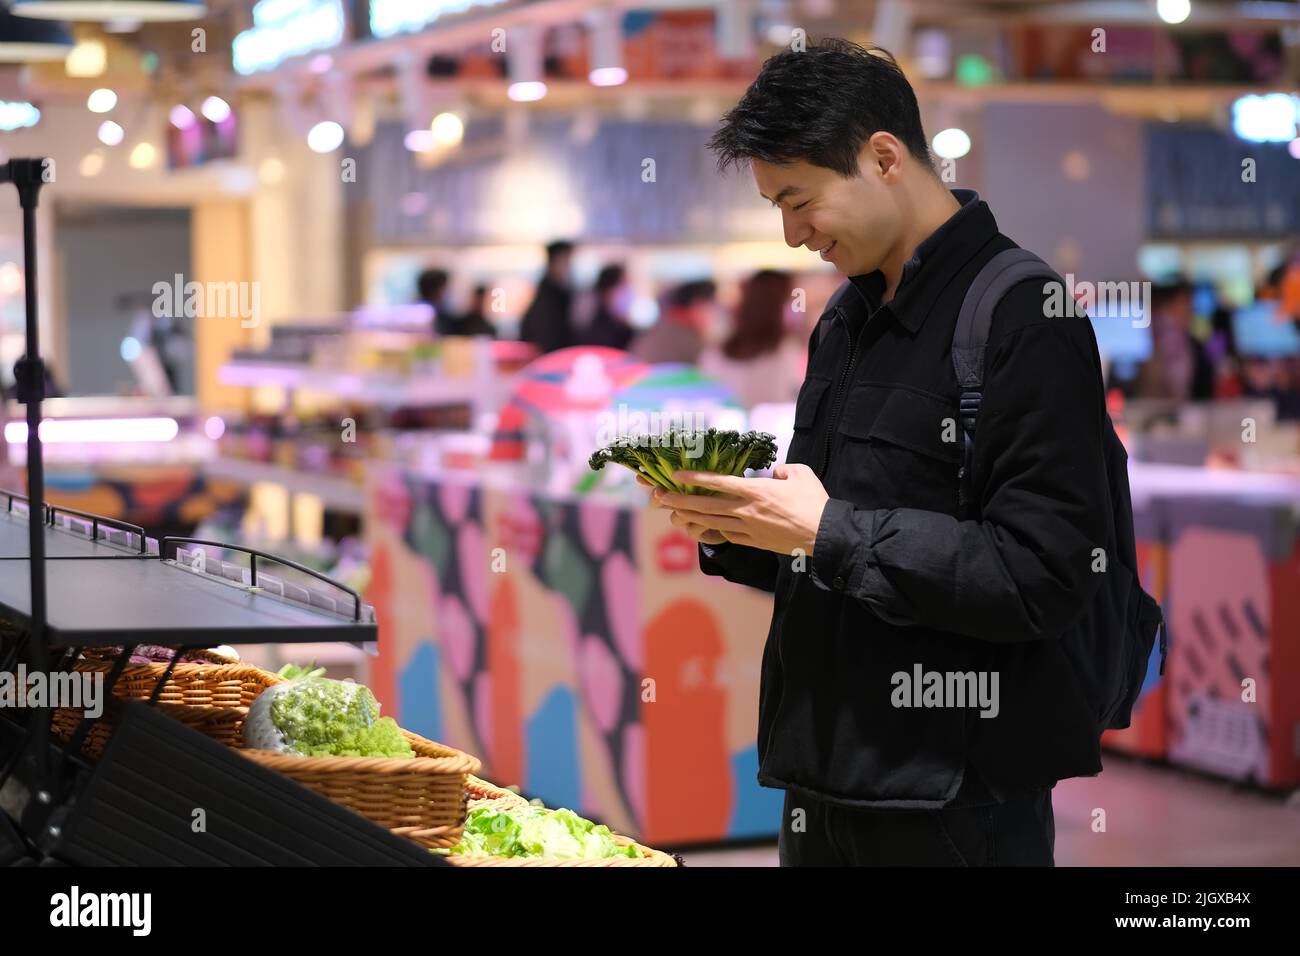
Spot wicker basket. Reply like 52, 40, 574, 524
447, 776, 678, 867
47, 662, 282, 759
71, 660, 285, 706
240, 732, 480, 849
47, 659, 480, 849
52, 697, 249, 759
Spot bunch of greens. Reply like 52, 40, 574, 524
242, 675, 414, 759
588, 428, 778, 495
446, 805, 642, 859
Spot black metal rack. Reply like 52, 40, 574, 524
0, 158, 445, 867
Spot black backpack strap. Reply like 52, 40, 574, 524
952, 248, 1065, 515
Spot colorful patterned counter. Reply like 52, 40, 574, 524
363, 467, 781, 846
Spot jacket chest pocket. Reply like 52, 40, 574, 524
834, 385, 964, 514
785, 375, 832, 467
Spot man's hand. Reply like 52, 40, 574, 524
651, 463, 830, 556
638, 473, 727, 544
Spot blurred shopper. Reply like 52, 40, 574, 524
699, 270, 804, 406
631, 279, 716, 365
456, 284, 498, 338
655, 39, 1152, 867
418, 268, 461, 336
580, 264, 635, 350
519, 240, 577, 353
1137, 281, 1214, 401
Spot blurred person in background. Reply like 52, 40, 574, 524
631, 279, 716, 365
580, 263, 635, 350
418, 268, 461, 336
1136, 280, 1215, 401
699, 269, 804, 406
520, 240, 577, 353
456, 284, 498, 338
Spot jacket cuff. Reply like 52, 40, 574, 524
812, 498, 875, 591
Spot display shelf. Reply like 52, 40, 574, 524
0, 557, 375, 647
219, 361, 504, 410
203, 456, 364, 513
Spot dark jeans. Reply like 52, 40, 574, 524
777, 787, 1056, 867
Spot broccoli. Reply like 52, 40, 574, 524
588, 428, 777, 495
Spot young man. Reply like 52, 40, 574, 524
650, 39, 1111, 865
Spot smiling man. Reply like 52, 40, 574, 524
650, 39, 1121, 866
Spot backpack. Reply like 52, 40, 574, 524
952, 247, 1167, 733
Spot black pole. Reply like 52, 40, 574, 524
5, 159, 52, 795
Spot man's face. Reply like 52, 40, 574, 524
751, 143, 903, 277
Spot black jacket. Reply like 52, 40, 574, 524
520, 277, 576, 354
581, 305, 635, 351
701, 190, 1109, 809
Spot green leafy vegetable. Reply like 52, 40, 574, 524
276, 661, 326, 681
588, 428, 777, 495
242, 676, 414, 758
449, 805, 643, 859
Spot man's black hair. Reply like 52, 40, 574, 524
708, 38, 933, 176
668, 279, 716, 309
595, 263, 626, 294
546, 240, 575, 262
417, 268, 449, 302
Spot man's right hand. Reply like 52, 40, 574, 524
637, 473, 728, 545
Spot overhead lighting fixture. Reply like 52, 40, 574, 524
258, 156, 285, 184
169, 104, 196, 128
306, 120, 344, 153
9, 1, 206, 22
431, 111, 463, 148
587, 7, 626, 87
1156, 0, 1192, 25
403, 129, 436, 152
200, 95, 230, 123
128, 141, 156, 168
78, 152, 104, 176
4, 418, 180, 444
507, 24, 546, 102
97, 119, 124, 145
87, 87, 117, 112
0, 9, 74, 62
1232, 93, 1299, 143
65, 37, 108, 77
507, 81, 546, 103
0, 101, 41, 130
932, 127, 971, 159
232, 0, 344, 76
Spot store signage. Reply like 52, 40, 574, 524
369, 0, 509, 39
0, 101, 39, 131
233, 0, 346, 76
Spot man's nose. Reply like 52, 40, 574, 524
782, 210, 811, 249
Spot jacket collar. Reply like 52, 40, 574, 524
846, 188, 998, 334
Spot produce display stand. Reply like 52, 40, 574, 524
0, 157, 443, 867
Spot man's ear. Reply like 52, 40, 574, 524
861, 131, 904, 181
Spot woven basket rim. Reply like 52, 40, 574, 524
239, 728, 481, 775
73, 660, 286, 682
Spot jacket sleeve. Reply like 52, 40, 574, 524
699, 541, 780, 594
809, 318, 1111, 643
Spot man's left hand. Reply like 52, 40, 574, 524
654, 463, 830, 557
